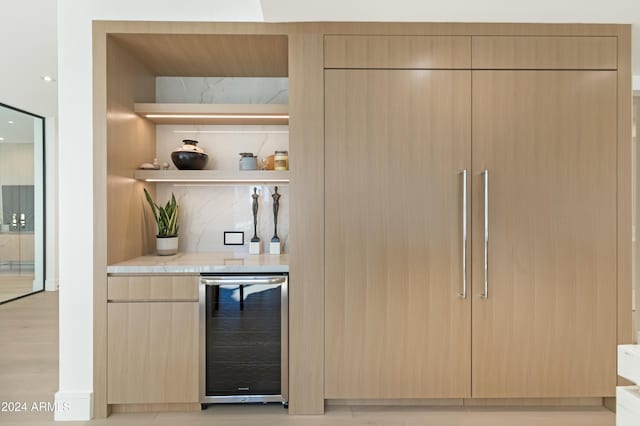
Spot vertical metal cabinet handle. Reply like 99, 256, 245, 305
459, 169, 468, 299
481, 169, 489, 299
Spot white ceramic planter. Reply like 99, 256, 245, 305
156, 236, 179, 256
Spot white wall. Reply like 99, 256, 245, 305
0, 1, 57, 117
55, 0, 264, 421
262, 0, 640, 22
632, 76, 638, 332
0, 145, 35, 186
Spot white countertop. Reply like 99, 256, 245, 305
107, 251, 289, 274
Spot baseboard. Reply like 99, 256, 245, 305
463, 398, 603, 407
327, 399, 463, 406
45, 278, 58, 291
326, 397, 604, 408
53, 391, 93, 421
109, 403, 200, 413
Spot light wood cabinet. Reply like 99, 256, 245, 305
107, 276, 199, 404
471, 70, 617, 397
324, 35, 471, 69
323, 35, 621, 401
471, 36, 617, 69
94, 23, 629, 416
108, 275, 198, 302
324, 68, 471, 398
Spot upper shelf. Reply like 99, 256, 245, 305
134, 103, 289, 125
134, 170, 289, 185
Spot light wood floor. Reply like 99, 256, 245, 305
91, 405, 615, 426
0, 291, 616, 425
0, 291, 58, 424
0, 273, 36, 302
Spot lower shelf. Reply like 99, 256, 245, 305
134, 170, 290, 184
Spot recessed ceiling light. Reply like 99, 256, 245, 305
7, 121, 14, 124
0, 137, 4, 141
41, 75, 56, 82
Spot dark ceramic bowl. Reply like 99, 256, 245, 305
171, 151, 209, 170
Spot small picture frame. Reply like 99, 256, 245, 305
223, 231, 245, 246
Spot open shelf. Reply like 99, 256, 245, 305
134, 103, 289, 125
134, 169, 289, 184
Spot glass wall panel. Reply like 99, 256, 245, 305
0, 103, 44, 303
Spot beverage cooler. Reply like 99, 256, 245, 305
199, 274, 288, 406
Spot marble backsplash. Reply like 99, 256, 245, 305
156, 77, 288, 104
156, 184, 288, 254
154, 77, 289, 253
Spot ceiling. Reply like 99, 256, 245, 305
0, 1, 57, 117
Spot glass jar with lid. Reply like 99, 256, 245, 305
274, 150, 289, 171
239, 152, 258, 170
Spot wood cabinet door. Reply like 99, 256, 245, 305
471, 70, 617, 397
324, 69, 471, 398
107, 301, 199, 403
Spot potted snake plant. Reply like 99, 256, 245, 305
144, 188, 179, 256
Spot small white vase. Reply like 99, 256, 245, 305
156, 236, 179, 256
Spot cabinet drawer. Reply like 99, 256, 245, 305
108, 275, 198, 301
618, 345, 640, 385
472, 36, 617, 69
324, 35, 471, 69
